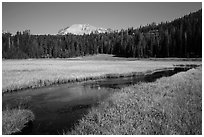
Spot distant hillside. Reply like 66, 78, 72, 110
58, 24, 111, 35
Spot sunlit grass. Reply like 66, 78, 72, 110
2, 55, 201, 93
68, 67, 202, 135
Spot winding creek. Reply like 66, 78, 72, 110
2, 65, 197, 135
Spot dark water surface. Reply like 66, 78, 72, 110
2, 67, 193, 135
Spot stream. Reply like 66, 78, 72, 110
2, 66, 195, 135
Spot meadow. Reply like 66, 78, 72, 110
2, 54, 202, 135
68, 66, 202, 135
2, 54, 201, 93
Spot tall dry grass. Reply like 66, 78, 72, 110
2, 58, 201, 93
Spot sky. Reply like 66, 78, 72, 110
2, 2, 202, 35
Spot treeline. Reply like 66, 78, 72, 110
2, 9, 202, 59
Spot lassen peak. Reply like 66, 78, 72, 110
58, 24, 110, 35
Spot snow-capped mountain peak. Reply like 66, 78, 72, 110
58, 24, 111, 35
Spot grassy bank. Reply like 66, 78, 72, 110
68, 66, 202, 135
2, 54, 201, 93
2, 108, 35, 135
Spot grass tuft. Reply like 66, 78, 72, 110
2, 108, 35, 135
